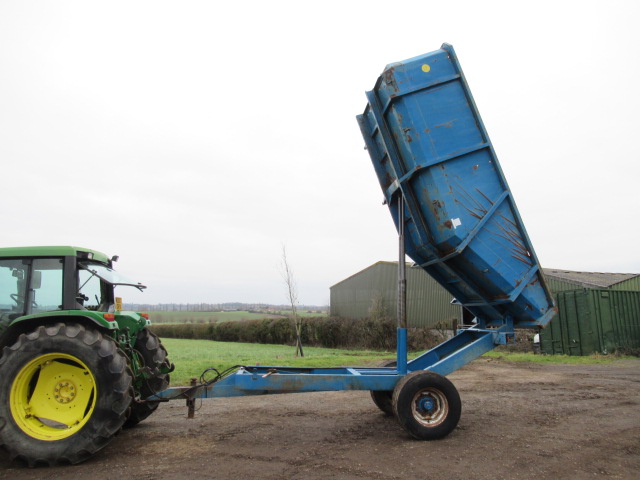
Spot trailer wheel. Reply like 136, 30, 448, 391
392, 371, 461, 440
0, 323, 132, 466
370, 360, 396, 415
125, 328, 171, 427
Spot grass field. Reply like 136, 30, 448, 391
148, 310, 326, 324
161, 338, 632, 386
162, 338, 393, 385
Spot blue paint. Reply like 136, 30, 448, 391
397, 328, 408, 374
418, 396, 435, 414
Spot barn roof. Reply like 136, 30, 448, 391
330, 261, 411, 289
333, 263, 639, 291
542, 268, 640, 289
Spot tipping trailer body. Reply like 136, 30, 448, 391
357, 43, 555, 331
154, 45, 555, 421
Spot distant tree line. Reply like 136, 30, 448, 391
123, 302, 328, 313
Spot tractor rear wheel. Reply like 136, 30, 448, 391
125, 328, 171, 427
0, 323, 132, 466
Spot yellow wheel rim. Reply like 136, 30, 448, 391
10, 353, 97, 441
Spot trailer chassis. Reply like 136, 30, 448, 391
154, 320, 513, 399
150, 315, 515, 439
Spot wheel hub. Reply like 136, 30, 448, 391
417, 395, 436, 414
411, 387, 448, 427
54, 381, 77, 404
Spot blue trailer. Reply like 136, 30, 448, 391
154, 44, 556, 440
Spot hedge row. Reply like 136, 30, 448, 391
149, 316, 448, 351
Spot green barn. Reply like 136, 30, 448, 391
330, 261, 461, 329
330, 264, 640, 355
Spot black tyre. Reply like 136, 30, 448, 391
392, 370, 461, 440
370, 360, 396, 415
0, 323, 132, 466
124, 328, 171, 427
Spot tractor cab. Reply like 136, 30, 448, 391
0, 246, 146, 328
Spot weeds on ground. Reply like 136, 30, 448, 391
483, 350, 636, 364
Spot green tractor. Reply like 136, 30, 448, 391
0, 246, 173, 466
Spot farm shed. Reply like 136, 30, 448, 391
329, 261, 461, 328
540, 269, 640, 355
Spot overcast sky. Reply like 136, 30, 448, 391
1, 1, 638, 306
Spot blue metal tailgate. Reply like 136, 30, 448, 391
357, 43, 555, 329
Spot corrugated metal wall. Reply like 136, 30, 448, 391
330, 262, 461, 328
541, 289, 640, 355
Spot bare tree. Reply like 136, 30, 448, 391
280, 245, 304, 357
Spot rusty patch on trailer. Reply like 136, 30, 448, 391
404, 128, 413, 143
476, 188, 494, 206
433, 120, 456, 128
452, 185, 491, 221
382, 68, 399, 93
430, 198, 444, 222
490, 218, 533, 266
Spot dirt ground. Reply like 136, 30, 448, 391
1, 357, 639, 479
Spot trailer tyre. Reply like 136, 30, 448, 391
370, 360, 396, 415
125, 328, 171, 427
392, 371, 461, 440
0, 323, 132, 466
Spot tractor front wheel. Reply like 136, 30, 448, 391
0, 323, 132, 466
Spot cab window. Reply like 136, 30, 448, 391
78, 268, 106, 310
30, 258, 63, 314
0, 259, 29, 317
